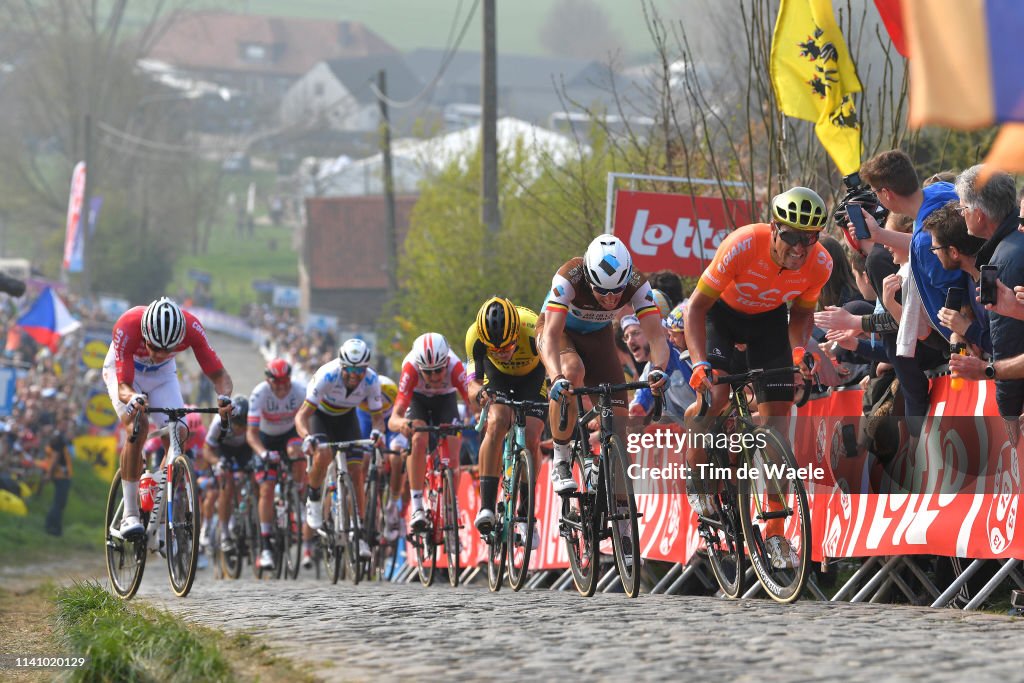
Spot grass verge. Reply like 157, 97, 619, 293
0, 466, 110, 564
52, 581, 316, 683
55, 581, 232, 682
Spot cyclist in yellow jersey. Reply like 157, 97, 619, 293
465, 298, 547, 544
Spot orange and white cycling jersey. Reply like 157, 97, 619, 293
696, 223, 833, 314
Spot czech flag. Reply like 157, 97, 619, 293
905, 1, 1024, 171
17, 287, 81, 352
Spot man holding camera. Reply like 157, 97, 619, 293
946, 166, 1024, 419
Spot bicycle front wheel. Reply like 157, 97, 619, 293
442, 468, 460, 587
340, 475, 363, 585
486, 483, 507, 592
324, 479, 343, 584
737, 428, 811, 604
562, 446, 597, 597
506, 449, 535, 592
284, 483, 303, 580
606, 436, 640, 598
105, 469, 147, 599
166, 456, 200, 597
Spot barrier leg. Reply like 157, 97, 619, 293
900, 557, 941, 600
887, 567, 923, 604
596, 567, 620, 593
525, 570, 550, 589
805, 575, 828, 601
931, 558, 986, 608
831, 556, 880, 602
868, 576, 896, 604
459, 565, 482, 585
741, 578, 763, 599
665, 557, 709, 595
964, 559, 1021, 611
551, 569, 575, 591
850, 556, 903, 603
650, 563, 683, 594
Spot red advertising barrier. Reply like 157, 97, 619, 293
612, 190, 759, 276
403, 378, 1021, 576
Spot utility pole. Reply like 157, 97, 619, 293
378, 70, 398, 293
481, 0, 500, 235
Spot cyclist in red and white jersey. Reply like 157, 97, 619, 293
387, 332, 474, 532
103, 297, 234, 538
297, 339, 385, 559
246, 358, 308, 570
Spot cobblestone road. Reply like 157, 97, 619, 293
141, 570, 1024, 682
149, 335, 1024, 680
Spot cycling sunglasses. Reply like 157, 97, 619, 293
422, 365, 447, 376
342, 365, 366, 374
592, 283, 628, 296
774, 225, 820, 247
491, 341, 517, 355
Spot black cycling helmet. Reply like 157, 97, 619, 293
230, 395, 249, 424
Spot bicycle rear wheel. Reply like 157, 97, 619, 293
507, 449, 534, 592
105, 469, 147, 599
286, 484, 303, 580
414, 527, 437, 587
738, 428, 811, 604
606, 436, 640, 598
696, 449, 746, 599
442, 468, 460, 587
245, 490, 260, 580
562, 447, 598, 597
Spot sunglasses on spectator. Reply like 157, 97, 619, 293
422, 366, 447, 376
592, 283, 627, 296
774, 225, 819, 247
342, 365, 366, 374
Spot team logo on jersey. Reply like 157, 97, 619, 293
554, 285, 565, 298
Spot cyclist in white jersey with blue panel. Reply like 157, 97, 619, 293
295, 339, 385, 559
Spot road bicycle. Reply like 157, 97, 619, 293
105, 405, 219, 599
693, 365, 812, 603
476, 393, 546, 592
557, 381, 661, 598
407, 423, 463, 588
362, 445, 402, 581
262, 453, 305, 580
320, 439, 371, 585
218, 460, 260, 580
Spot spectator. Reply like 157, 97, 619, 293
921, 201, 991, 355
819, 236, 864, 309
947, 166, 1024, 419
620, 314, 650, 375
42, 430, 72, 536
649, 270, 684, 308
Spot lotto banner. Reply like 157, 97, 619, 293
611, 190, 759, 276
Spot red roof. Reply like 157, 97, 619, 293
147, 11, 397, 77
305, 196, 417, 290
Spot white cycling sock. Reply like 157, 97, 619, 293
123, 480, 140, 518
260, 522, 272, 536
410, 490, 424, 512
552, 442, 571, 465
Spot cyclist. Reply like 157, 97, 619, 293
103, 297, 234, 539
466, 297, 546, 548
684, 186, 833, 567
297, 339, 385, 559
539, 235, 669, 489
371, 375, 407, 541
203, 396, 256, 558
629, 304, 696, 419
387, 332, 474, 533
246, 358, 308, 571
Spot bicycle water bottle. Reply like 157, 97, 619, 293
139, 472, 157, 513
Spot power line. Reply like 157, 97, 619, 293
369, 0, 480, 109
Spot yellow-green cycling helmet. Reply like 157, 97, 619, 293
771, 186, 829, 231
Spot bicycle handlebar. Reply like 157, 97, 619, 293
129, 405, 222, 444
412, 423, 465, 436
321, 438, 376, 451
556, 380, 663, 431
695, 365, 803, 418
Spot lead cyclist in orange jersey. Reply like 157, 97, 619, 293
684, 187, 833, 564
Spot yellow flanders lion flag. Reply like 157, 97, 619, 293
770, 0, 863, 175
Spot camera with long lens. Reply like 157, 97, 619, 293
833, 172, 890, 253
0, 272, 25, 297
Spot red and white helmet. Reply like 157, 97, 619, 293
265, 358, 292, 381
412, 332, 450, 371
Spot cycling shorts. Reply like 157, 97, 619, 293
535, 313, 627, 408
310, 409, 365, 464
406, 392, 460, 426
705, 300, 794, 403
481, 361, 548, 420
260, 427, 301, 456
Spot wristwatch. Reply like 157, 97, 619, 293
985, 362, 997, 380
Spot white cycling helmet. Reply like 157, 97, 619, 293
141, 297, 186, 350
412, 332, 450, 371
339, 338, 371, 367
583, 234, 633, 292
